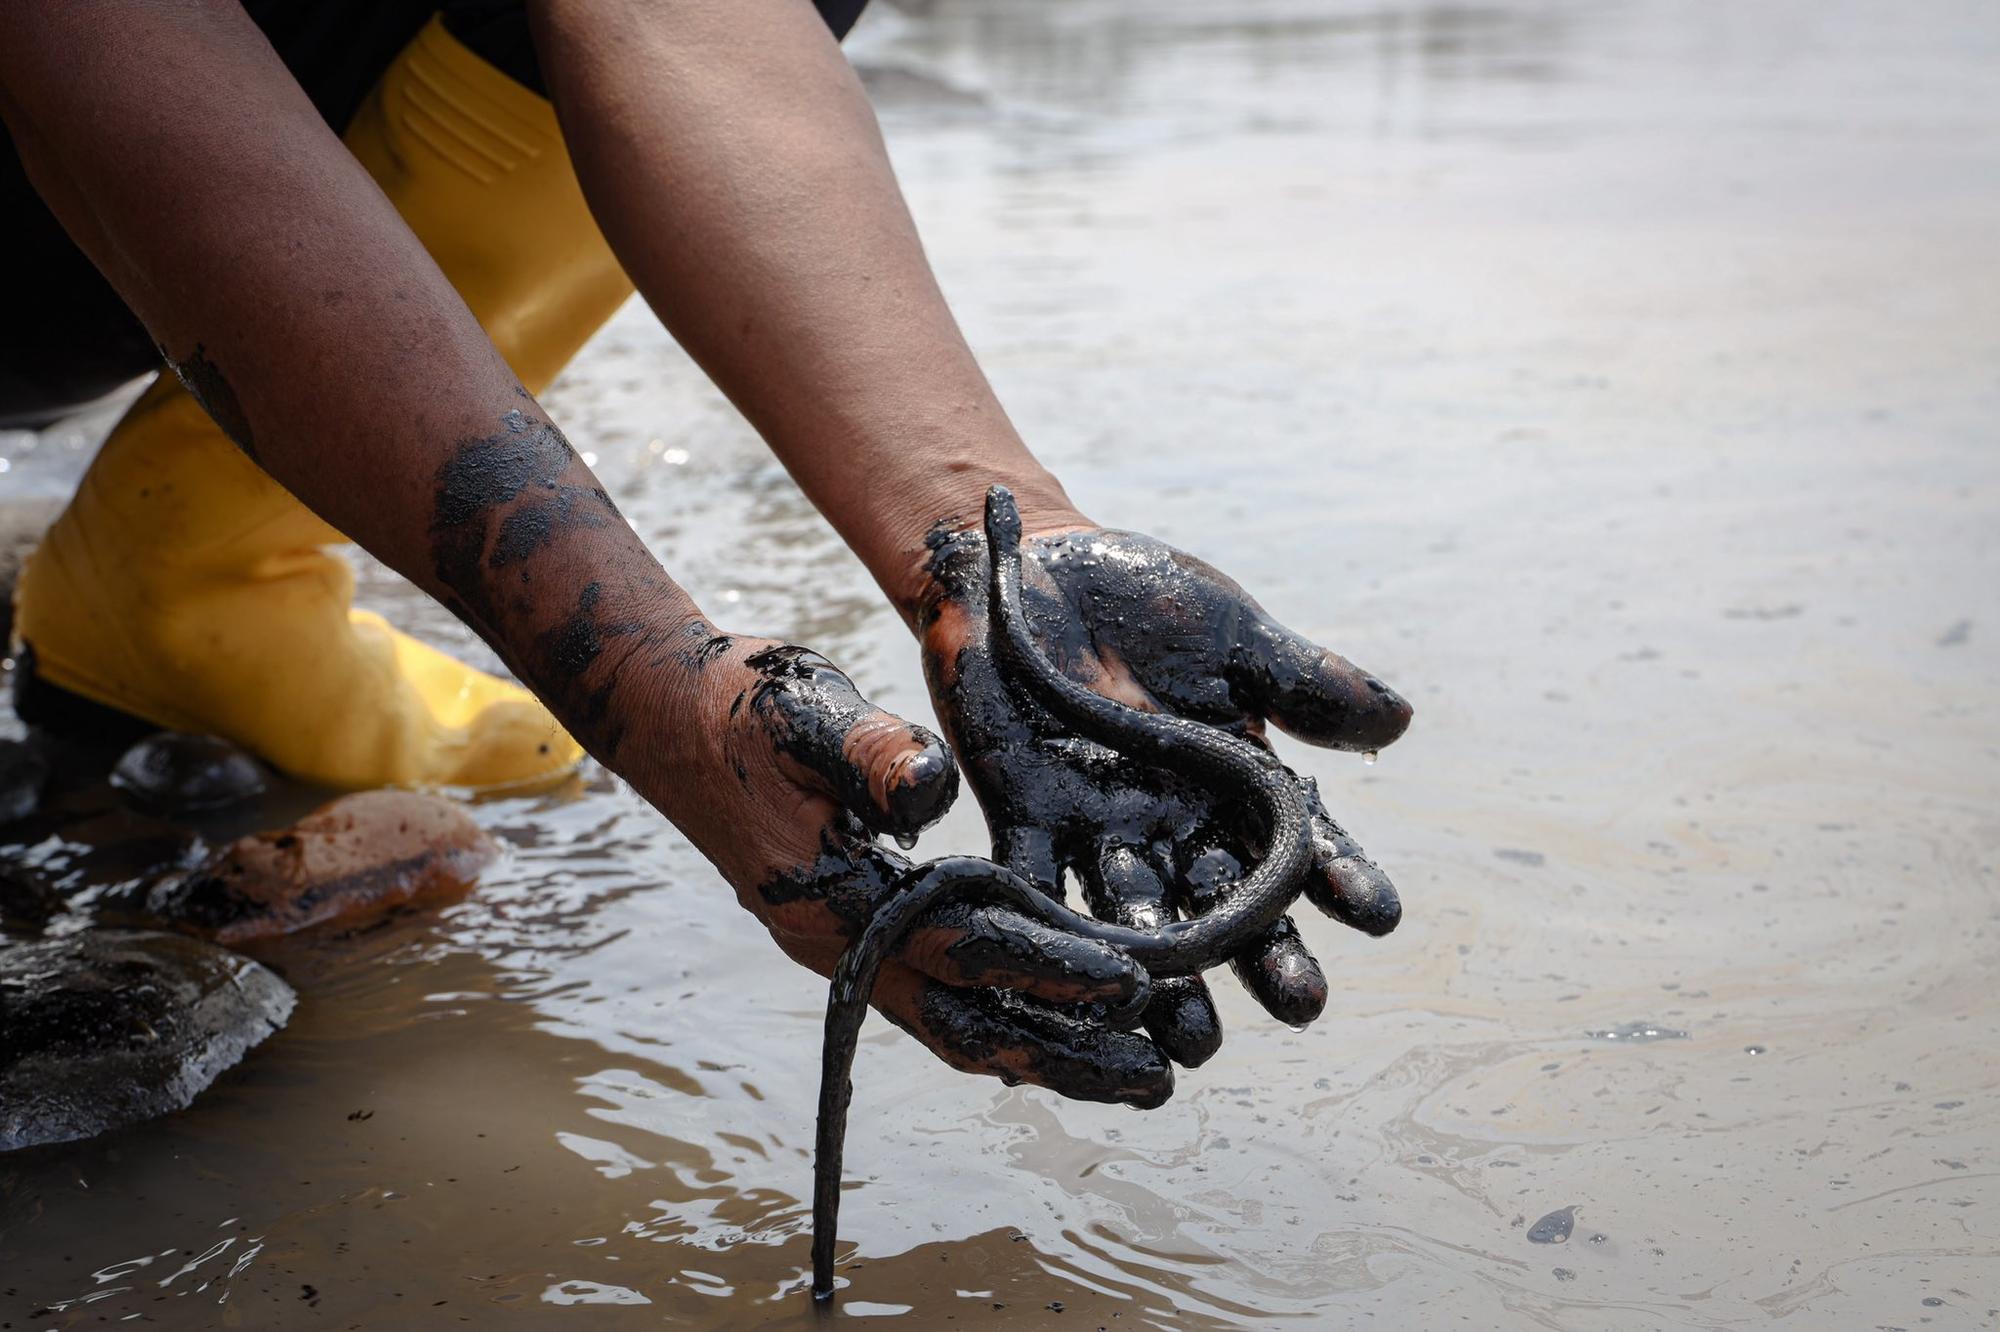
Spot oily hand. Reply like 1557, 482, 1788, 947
916, 522, 1413, 1068
648, 637, 1171, 1108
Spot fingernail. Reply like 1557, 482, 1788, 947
1362, 676, 1414, 737
1363, 887, 1403, 935
900, 742, 950, 790
881, 739, 958, 834
1326, 870, 1402, 937
1122, 1066, 1175, 1111
1247, 951, 1329, 1027
1146, 981, 1223, 1069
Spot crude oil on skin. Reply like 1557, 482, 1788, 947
916, 517, 1406, 1065
744, 643, 956, 836
440, 426, 1148, 1112
749, 820, 1166, 1104
425, 408, 659, 762
429, 408, 617, 611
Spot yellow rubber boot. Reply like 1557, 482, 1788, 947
11, 18, 634, 791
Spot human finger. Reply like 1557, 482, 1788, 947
897, 900, 1150, 1014
991, 824, 1063, 897
745, 645, 958, 837
1079, 841, 1223, 1069
1183, 844, 1329, 1028
871, 965, 1174, 1108
1233, 615, 1413, 753
1298, 778, 1402, 936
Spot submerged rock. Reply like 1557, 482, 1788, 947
0, 930, 295, 1151
148, 790, 500, 943
111, 732, 267, 815
0, 738, 49, 824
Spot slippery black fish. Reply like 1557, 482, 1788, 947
809, 485, 1314, 1301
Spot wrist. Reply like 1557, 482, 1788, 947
865, 463, 1091, 621
599, 606, 749, 823
519, 579, 711, 775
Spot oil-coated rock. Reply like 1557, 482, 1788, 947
0, 929, 295, 1151
110, 732, 266, 814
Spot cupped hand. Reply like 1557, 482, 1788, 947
631, 633, 1172, 1107
914, 521, 1412, 1067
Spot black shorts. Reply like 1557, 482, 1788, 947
0, 0, 871, 428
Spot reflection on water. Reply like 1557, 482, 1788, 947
5, 0, 2000, 1326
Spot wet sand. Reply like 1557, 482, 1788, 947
4, 0, 1998, 1326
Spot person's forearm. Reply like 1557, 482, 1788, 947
530, 0, 1088, 613
0, 1, 702, 770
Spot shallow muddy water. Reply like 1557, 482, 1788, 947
4, 0, 1999, 1327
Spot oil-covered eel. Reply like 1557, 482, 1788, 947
811, 485, 1313, 1302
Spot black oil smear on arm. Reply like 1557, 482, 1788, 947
165, 343, 256, 459
490, 479, 614, 569
426, 410, 647, 759
432, 412, 579, 548
532, 580, 646, 756
541, 581, 609, 676
430, 409, 581, 641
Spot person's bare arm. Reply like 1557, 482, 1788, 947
0, 1, 1168, 1103
531, 0, 1415, 1066
528, 0, 1085, 607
